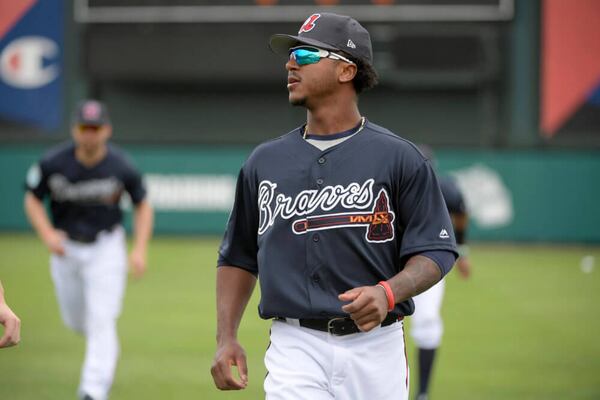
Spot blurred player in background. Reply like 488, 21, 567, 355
24, 100, 154, 400
0, 280, 21, 348
411, 145, 472, 400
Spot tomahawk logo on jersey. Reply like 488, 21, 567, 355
258, 178, 395, 243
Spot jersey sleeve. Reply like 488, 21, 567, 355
122, 162, 147, 205
419, 249, 457, 277
217, 165, 259, 275
397, 161, 458, 258
25, 161, 49, 200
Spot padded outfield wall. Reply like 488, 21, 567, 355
1, 145, 599, 242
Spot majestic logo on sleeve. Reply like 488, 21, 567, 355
258, 179, 395, 243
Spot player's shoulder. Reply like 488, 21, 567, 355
244, 126, 303, 165
106, 142, 138, 167
39, 141, 75, 167
362, 120, 428, 171
105, 142, 140, 179
106, 143, 129, 161
364, 121, 426, 156
255, 127, 301, 152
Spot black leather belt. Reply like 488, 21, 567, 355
67, 225, 118, 244
277, 314, 402, 336
67, 233, 97, 244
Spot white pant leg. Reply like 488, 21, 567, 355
265, 320, 334, 400
79, 228, 128, 400
265, 320, 409, 400
332, 322, 409, 400
50, 248, 86, 334
411, 279, 446, 349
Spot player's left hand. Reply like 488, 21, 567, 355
129, 247, 147, 279
339, 285, 388, 332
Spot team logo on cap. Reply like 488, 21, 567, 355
82, 101, 102, 120
299, 14, 321, 34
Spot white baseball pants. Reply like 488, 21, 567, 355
50, 227, 127, 400
265, 319, 409, 400
410, 278, 446, 349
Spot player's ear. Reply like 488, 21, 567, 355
338, 63, 357, 84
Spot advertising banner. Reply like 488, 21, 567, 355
0, 0, 63, 131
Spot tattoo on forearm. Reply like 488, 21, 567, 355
390, 255, 442, 302
404, 255, 442, 295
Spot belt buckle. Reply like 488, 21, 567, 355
327, 317, 348, 335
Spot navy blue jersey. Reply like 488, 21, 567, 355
218, 120, 457, 319
439, 176, 466, 215
26, 142, 146, 242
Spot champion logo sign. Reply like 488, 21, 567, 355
299, 14, 320, 34
0, 36, 60, 89
439, 229, 450, 239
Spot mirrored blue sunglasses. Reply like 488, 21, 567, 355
289, 46, 355, 66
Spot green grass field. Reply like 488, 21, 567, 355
1, 233, 599, 399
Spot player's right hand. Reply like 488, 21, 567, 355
339, 285, 388, 332
211, 339, 248, 390
456, 257, 472, 279
0, 302, 21, 348
43, 229, 66, 256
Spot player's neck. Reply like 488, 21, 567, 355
305, 102, 361, 137
75, 145, 108, 167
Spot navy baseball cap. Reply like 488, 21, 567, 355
73, 99, 110, 126
269, 13, 373, 66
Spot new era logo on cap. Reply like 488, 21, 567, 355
347, 39, 356, 49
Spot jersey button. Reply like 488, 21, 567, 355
312, 234, 320, 242
312, 274, 320, 283
318, 157, 326, 164
316, 178, 324, 185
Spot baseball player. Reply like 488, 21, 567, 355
211, 13, 457, 400
410, 157, 472, 400
24, 100, 153, 400
0, 280, 21, 348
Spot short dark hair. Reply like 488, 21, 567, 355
349, 56, 379, 94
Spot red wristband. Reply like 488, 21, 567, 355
377, 281, 395, 311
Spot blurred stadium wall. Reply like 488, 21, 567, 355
1, 0, 599, 242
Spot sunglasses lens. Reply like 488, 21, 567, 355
291, 48, 321, 65
79, 125, 101, 131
